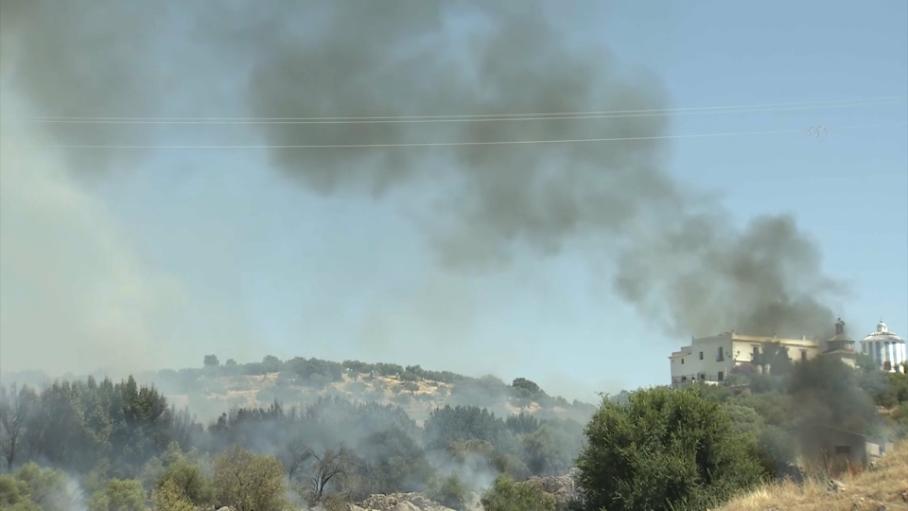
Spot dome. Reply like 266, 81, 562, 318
863, 320, 904, 343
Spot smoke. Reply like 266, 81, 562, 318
615, 214, 842, 337
0, 0, 842, 342
240, 0, 842, 336
0, 101, 187, 376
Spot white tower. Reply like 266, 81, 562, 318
861, 321, 906, 373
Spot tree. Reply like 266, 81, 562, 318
213, 447, 286, 511
306, 448, 348, 504
576, 387, 763, 511
357, 428, 434, 493
428, 475, 467, 510
203, 355, 219, 368
89, 479, 146, 511
151, 444, 212, 507
0, 473, 37, 511
521, 422, 582, 476
512, 378, 542, 395
0, 385, 36, 470
153, 479, 195, 511
262, 355, 283, 372
279, 437, 312, 482
0, 463, 78, 511
752, 343, 793, 376
481, 476, 555, 511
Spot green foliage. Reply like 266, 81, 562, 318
892, 402, 908, 437
512, 378, 542, 396
213, 447, 286, 511
756, 425, 798, 475
425, 405, 513, 450
357, 428, 434, 493
576, 387, 763, 511
864, 371, 908, 409
505, 413, 540, 435
261, 355, 283, 372
0, 463, 79, 511
1, 376, 193, 476
89, 479, 146, 511
321, 494, 350, 511
752, 343, 793, 376
481, 476, 556, 511
285, 357, 343, 386
521, 421, 584, 475
203, 355, 219, 368
427, 475, 467, 510
153, 479, 195, 511
149, 443, 212, 507
788, 356, 878, 435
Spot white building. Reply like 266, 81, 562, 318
861, 321, 906, 373
669, 331, 821, 386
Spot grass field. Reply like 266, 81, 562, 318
719, 441, 908, 511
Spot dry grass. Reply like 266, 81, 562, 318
719, 441, 908, 511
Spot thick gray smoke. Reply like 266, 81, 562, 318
0, 0, 840, 339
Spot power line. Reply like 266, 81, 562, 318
21, 97, 905, 125
20, 122, 906, 150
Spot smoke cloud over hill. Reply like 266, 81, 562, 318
1, 0, 841, 351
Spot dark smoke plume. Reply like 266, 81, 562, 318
0, 0, 842, 338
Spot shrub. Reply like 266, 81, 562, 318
481, 475, 556, 511
576, 387, 763, 511
213, 447, 286, 511
428, 475, 467, 510
0, 464, 80, 511
89, 479, 146, 511
153, 479, 195, 511
154, 449, 212, 506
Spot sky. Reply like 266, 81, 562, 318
1, 1, 906, 402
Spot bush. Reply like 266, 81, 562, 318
153, 447, 212, 506
213, 447, 286, 511
89, 479, 146, 511
0, 464, 80, 511
428, 475, 467, 510
481, 476, 556, 511
153, 479, 195, 511
576, 387, 763, 511
357, 428, 434, 493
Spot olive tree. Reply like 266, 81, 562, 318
213, 447, 286, 511
577, 387, 763, 511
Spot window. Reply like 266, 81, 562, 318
800, 349, 807, 362
699, 351, 703, 360
681, 358, 684, 364
717, 346, 724, 362
681, 376, 687, 382
752, 345, 759, 357
717, 371, 724, 382
699, 373, 705, 380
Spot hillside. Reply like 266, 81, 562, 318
719, 440, 908, 511
143, 356, 596, 424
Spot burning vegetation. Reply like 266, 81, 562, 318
1, 351, 907, 510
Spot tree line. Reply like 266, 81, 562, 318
2, 353, 907, 510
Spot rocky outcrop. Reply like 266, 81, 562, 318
526, 469, 580, 507
352, 492, 456, 511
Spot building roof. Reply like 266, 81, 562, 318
699, 331, 820, 347
863, 320, 905, 344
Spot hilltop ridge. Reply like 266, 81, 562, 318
143, 356, 597, 424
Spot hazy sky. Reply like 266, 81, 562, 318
1, 1, 906, 401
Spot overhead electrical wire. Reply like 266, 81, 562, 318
20, 121, 906, 150
20, 96, 905, 125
